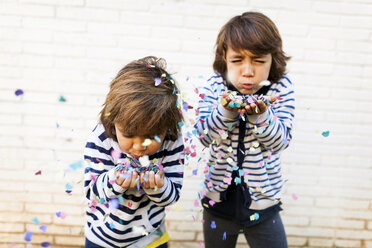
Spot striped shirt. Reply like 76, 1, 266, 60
195, 74, 295, 210
83, 124, 184, 248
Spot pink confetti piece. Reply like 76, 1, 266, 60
292, 193, 298, 200
35, 170, 41, 175
199, 241, 204, 248
194, 199, 200, 207
208, 200, 216, 207
111, 149, 121, 160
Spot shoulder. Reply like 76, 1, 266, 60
199, 72, 226, 95
271, 75, 293, 89
86, 123, 115, 149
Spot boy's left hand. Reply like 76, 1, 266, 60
244, 96, 276, 115
140, 170, 165, 189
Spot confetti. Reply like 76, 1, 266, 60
39, 224, 47, 233
223, 231, 226, 240
59, 95, 66, 102
154, 77, 162, 86
142, 139, 152, 146
41, 242, 51, 247
35, 170, 41, 175
322, 131, 330, 137
24, 232, 33, 242
15, 89, 24, 96
208, 200, 216, 207
31, 217, 39, 225
210, 221, 216, 229
154, 136, 161, 143
292, 193, 298, 200
56, 211, 67, 219
109, 198, 119, 210
259, 80, 270, 86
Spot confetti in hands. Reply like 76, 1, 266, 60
221, 91, 277, 115
114, 156, 163, 189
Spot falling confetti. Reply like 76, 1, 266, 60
292, 193, 298, 200
322, 131, 330, 137
59, 95, 66, 102
154, 77, 162, 86
39, 224, 47, 233
15, 89, 24, 96
41, 242, 51, 247
210, 221, 216, 229
35, 170, 41, 175
24, 232, 33, 242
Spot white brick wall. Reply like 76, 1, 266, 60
0, 0, 371, 247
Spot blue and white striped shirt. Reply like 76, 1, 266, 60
195, 74, 295, 210
83, 124, 184, 248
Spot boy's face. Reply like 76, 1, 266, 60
225, 47, 272, 95
115, 124, 165, 159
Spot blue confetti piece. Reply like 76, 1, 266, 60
31, 217, 39, 225
69, 160, 83, 171
154, 136, 161, 143
65, 183, 73, 191
223, 231, 226, 240
234, 177, 241, 185
210, 221, 216, 229
109, 222, 115, 229
322, 131, 330, 137
24, 231, 33, 242
40, 224, 47, 233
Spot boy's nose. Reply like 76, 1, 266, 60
243, 63, 254, 76
133, 141, 146, 151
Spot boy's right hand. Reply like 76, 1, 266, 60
115, 170, 139, 189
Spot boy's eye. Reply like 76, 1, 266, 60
255, 60, 265, 63
231, 60, 241, 63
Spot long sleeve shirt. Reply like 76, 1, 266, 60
194, 73, 295, 210
83, 123, 184, 248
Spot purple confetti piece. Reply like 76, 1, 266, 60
154, 77, 162, 86
41, 242, 51, 247
223, 231, 226, 240
210, 221, 216, 229
15, 89, 24, 96
109, 198, 119, 210
40, 224, 47, 233
24, 232, 33, 242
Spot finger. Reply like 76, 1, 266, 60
148, 171, 156, 189
143, 171, 149, 189
155, 172, 164, 188
257, 101, 267, 113
130, 171, 139, 189
121, 172, 132, 189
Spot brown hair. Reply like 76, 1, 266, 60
100, 56, 183, 141
213, 11, 290, 83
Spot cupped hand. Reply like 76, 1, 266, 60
115, 170, 139, 189
140, 170, 165, 189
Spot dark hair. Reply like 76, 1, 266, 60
100, 56, 183, 141
213, 11, 290, 83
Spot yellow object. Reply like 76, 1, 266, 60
146, 231, 170, 248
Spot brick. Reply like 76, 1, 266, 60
313, 2, 372, 15
167, 230, 195, 241
0, 15, 22, 27
167, 220, 203, 232
281, 215, 309, 226
0, 222, 24, 232
311, 217, 364, 230
57, 7, 120, 21
0, 3, 54, 17
287, 236, 307, 246
366, 241, 372, 248
309, 238, 333, 247
315, 198, 369, 210
20, 0, 84, 5
53, 214, 84, 226
27, 224, 83, 235
168, 241, 200, 248
23, 17, 85, 32
55, 235, 84, 246
336, 230, 372, 240
286, 227, 335, 238
335, 239, 361, 248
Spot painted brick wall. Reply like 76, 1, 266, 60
0, 0, 371, 247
